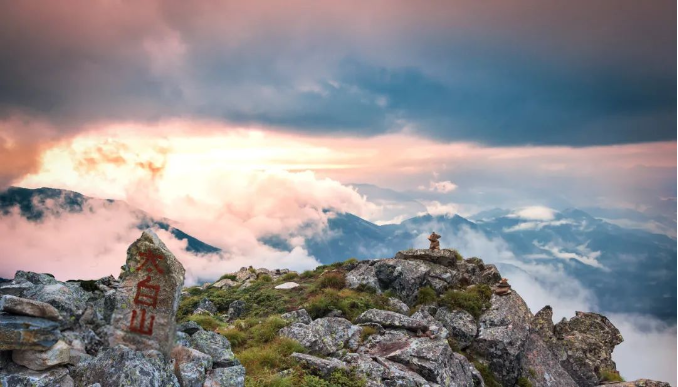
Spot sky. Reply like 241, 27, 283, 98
0, 0, 676, 384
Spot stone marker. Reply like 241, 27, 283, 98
109, 230, 185, 357
0, 315, 61, 350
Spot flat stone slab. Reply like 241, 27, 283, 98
0, 295, 61, 321
0, 314, 61, 350
394, 249, 461, 267
275, 282, 299, 289
13, 339, 71, 371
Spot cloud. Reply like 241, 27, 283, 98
503, 219, 574, 232
532, 240, 605, 269
509, 206, 557, 220
426, 180, 457, 193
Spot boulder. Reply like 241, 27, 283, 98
434, 307, 477, 349
281, 309, 312, 325
550, 312, 624, 386
109, 230, 185, 357
22, 281, 89, 327
0, 295, 61, 321
386, 297, 410, 315
359, 330, 481, 386
224, 300, 246, 321
171, 345, 213, 387
520, 331, 577, 387
279, 317, 361, 356
189, 330, 238, 368
599, 380, 671, 387
71, 345, 179, 387
177, 320, 202, 335
355, 309, 428, 332
292, 353, 348, 377
342, 353, 431, 387
345, 262, 381, 292
472, 291, 532, 386
0, 315, 61, 350
0, 362, 73, 387
274, 282, 299, 290
175, 331, 192, 348
195, 298, 217, 314
212, 278, 237, 289
12, 339, 71, 371
203, 366, 246, 387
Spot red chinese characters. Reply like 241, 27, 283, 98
129, 250, 164, 336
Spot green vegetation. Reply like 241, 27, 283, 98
299, 370, 366, 387
219, 274, 238, 281
473, 362, 501, 387
305, 288, 390, 320
281, 272, 298, 281
516, 377, 533, 387
439, 285, 492, 318
188, 314, 225, 331
600, 369, 624, 383
258, 274, 273, 283
360, 325, 378, 343
416, 286, 437, 305
314, 272, 346, 290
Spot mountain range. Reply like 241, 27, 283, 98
1, 186, 675, 322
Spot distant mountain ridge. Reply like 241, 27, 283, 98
2, 186, 676, 321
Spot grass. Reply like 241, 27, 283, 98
473, 361, 501, 387
304, 288, 390, 320
360, 326, 378, 343
516, 377, 533, 387
219, 274, 238, 281
188, 314, 225, 331
416, 287, 437, 305
439, 284, 492, 319
600, 369, 625, 382
281, 272, 298, 281
314, 272, 346, 290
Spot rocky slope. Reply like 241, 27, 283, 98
0, 235, 671, 387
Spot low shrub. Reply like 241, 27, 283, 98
281, 272, 298, 281
219, 274, 238, 281
188, 315, 224, 331
258, 274, 273, 283
516, 377, 533, 387
299, 370, 366, 387
360, 325, 378, 342
440, 285, 492, 319
315, 272, 346, 290
416, 287, 437, 305
300, 270, 316, 279
237, 337, 306, 385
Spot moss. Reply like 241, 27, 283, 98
473, 362, 501, 387
600, 369, 624, 382
440, 285, 492, 319
516, 377, 533, 387
416, 287, 437, 305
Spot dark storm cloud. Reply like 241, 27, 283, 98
0, 0, 675, 146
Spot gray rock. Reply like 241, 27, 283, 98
203, 366, 246, 387
177, 320, 202, 335
434, 307, 477, 349
0, 363, 73, 387
171, 345, 213, 387
342, 352, 431, 387
0, 281, 33, 297
279, 317, 361, 356
72, 345, 179, 387
12, 339, 70, 371
0, 295, 61, 321
359, 330, 480, 386
0, 315, 61, 350
345, 262, 381, 292
175, 331, 192, 347
598, 380, 671, 387
547, 311, 624, 387
109, 230, 186, 357
292, 352, 348, 377
14, 271, 58, 286
196, 298, 217, 314
410, 307, 448, 339
355, 309, 428, 332
281, 309, 312, 325
386, 297, 410, 315
189, 330, 238, 368
520, 332, 577, 387
224, 300, 246, 321
395, 248, 461, 267
212, 278, 238, 289
472, 291, 532, 386
22, 281, 89, 328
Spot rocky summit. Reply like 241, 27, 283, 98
0, 242, 670, 387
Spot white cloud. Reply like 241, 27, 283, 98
509, 206, 557, 221
503, 219, 575, 232
532, 240, 605, 269
423, 180, 457, 193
